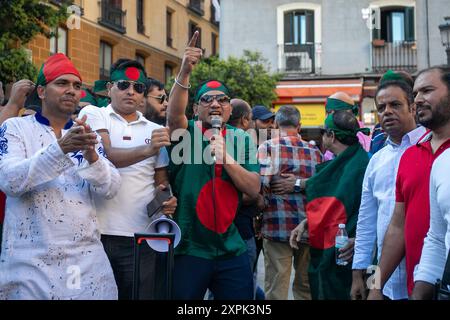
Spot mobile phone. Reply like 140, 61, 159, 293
146, 185, 173, 218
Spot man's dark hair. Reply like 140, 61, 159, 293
329, 110, 359, 146
275, 105, 300, 127
228, 99, 251, 127
146, 77, 165, 92
416, 66, 450, 94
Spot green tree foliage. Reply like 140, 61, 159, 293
167, 51, 282, 116
0, 0, 69, 84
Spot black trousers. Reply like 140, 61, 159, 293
101, 234, 167, 300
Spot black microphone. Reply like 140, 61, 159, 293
210, 115, 223, 163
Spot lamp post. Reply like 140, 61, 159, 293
439, 17, 450, 66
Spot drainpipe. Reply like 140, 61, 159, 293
426, 0, 431, 67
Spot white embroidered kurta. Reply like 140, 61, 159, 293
0, 114, 121, 300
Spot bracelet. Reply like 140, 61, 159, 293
174, 77, 191, 89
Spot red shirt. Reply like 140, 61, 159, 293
395, 133, 450, 294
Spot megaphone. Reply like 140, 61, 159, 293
145, 215, 181, 252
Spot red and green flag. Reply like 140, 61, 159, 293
168, 120, 259, 260
305, 143, 369, 299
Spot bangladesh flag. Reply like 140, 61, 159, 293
305, 143, 369, 300
168, 120, 259, 260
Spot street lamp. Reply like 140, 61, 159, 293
439, 16, 450, 66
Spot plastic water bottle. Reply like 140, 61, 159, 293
335, 223, 349, 266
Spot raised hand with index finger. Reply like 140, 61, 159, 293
180, 31, 203, 77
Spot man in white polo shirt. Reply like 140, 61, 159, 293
79, 59, 177, 300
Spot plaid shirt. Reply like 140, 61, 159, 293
258, 133, 322, 242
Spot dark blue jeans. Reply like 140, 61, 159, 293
101, 234, 166, 300
173, 253, 253, 300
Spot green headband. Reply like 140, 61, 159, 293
326, 98, 359, 116
80, 89, 97, 105
110, 67, 146, 84
379, 69, 410, 85
324, 113, 370, 139
195, 80, 230, 103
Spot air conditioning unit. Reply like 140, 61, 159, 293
285, 52, 312, 72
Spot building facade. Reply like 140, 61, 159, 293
27, 0, 220, 85
220, 0, 450, 138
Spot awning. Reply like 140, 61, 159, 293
274, 78, 364, 104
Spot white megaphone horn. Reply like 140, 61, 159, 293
145, 215, 181, 252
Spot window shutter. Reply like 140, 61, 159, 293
305, 10, 314, 43
405, 7, 415, 41
284, 12, 293, 44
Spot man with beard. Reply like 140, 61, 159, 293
142, 78, 168, 125
351, 71, 425, 300
411, 67, 450, 299
252, 105, 275, 144
368, 66, 450, 299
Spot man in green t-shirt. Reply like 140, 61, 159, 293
166, 31, 261, 300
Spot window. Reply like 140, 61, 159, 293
374, 6, 415, 42
167, 10, 173, 47
284, 10, 314, 45
50, 27, 68, 56
164, 64, 173, 84
189, 21, 201, 48
210, 0, 220, 25
136, 54, 145, 68
188, 0, 204, 16
99, 41, 113, 80
137, 0, 145, 34
211, 33, 218, 56
99, 0, 126, 34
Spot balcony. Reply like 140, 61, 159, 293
372, 40, 417, 73
188, 0, 204, 16
98, 1, 126, 34
278, 43, 321, 76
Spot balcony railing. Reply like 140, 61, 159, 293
372, 40, 417, 73
278, 43, 321, 75
98, 1, 126, 34
188, 0, 204, 16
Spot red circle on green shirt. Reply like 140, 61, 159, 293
80, 90, 87, 99
196, 178, 239, 234
306, 196, 347, 250
125, 67, 140, 81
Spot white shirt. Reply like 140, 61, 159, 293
414, 148, 450, 286
79, 105, 169, 237
353, 126, 426, 300
0, 114, 120, 299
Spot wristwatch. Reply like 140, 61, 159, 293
294, 179, 302, 193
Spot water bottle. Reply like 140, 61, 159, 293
335, 223, 348, 266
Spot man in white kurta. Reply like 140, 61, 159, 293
0, 53, 121, 299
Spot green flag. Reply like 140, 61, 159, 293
305, 143, 369, 299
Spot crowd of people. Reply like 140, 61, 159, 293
0, 31, 449, 300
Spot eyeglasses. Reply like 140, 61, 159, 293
148, 94, 168, 104
114, 80, 146, 94
199, 94, 230, 106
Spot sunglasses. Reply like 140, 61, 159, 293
148, 94, 168, 104
199, 94, 230, 106
114, 80, 146, 94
